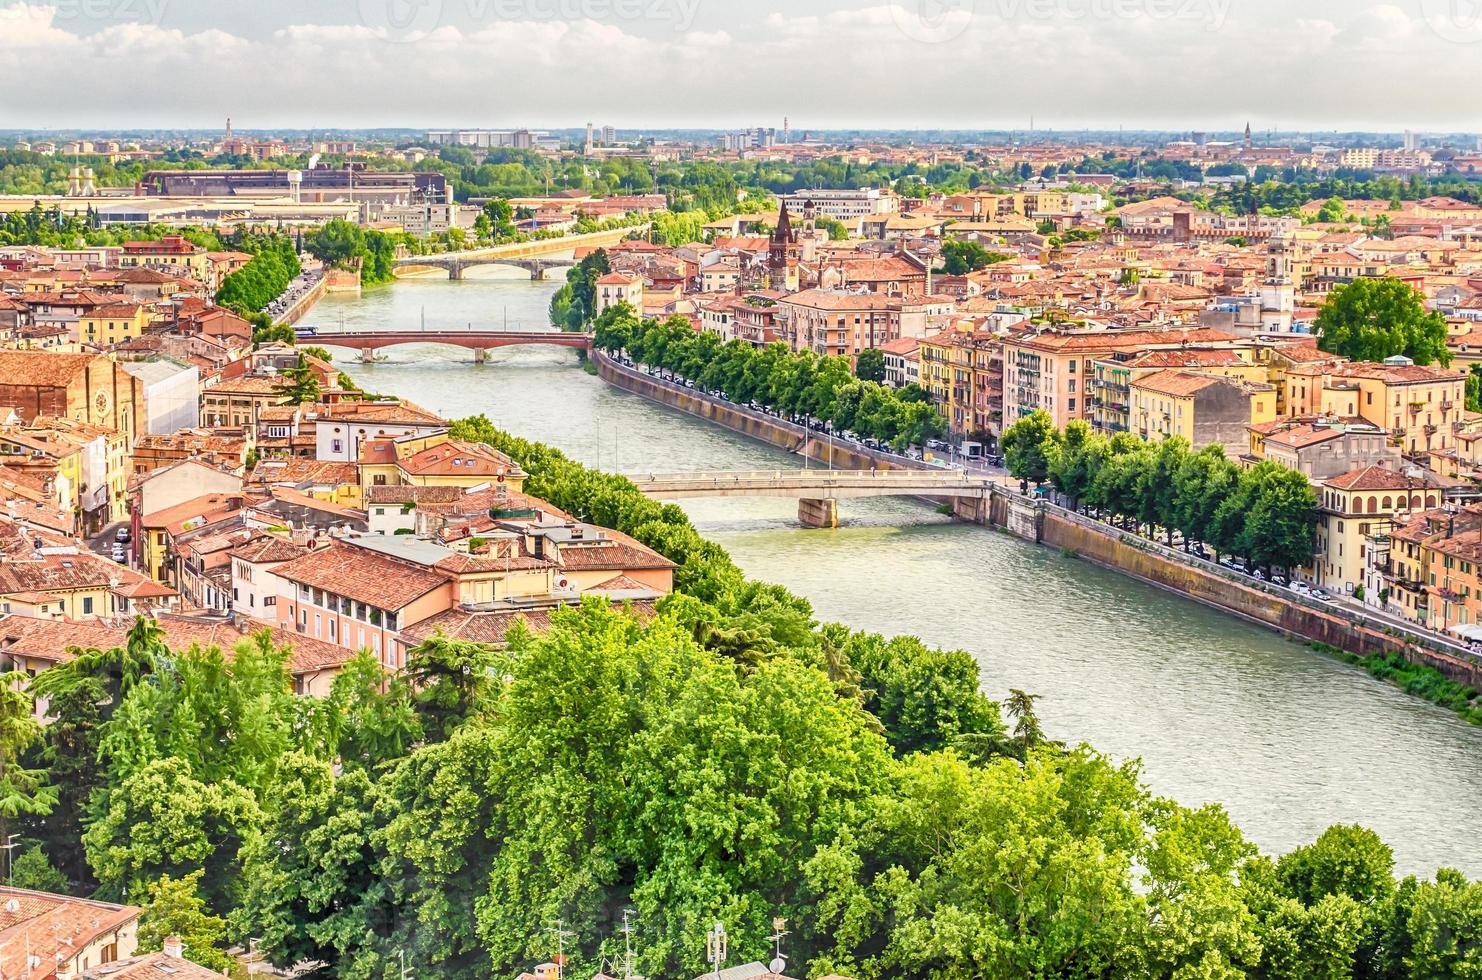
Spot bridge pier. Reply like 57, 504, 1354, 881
529, 262, 546, 281
473, 348, 487, 365
360, 347, 377, 363
447, 263, 463, 281
798, 497, 839, 529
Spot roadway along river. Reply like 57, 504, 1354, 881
305, 272, 1482, 878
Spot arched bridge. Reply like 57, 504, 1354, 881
393, 225, 646, 280
625, 469, 1002, 527
312, 330, 592, 362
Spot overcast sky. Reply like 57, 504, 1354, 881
2, 0, 1479, 133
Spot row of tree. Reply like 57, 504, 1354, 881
213, 233, 300, 314
591, 303, 948, 450
1002, 411, 1319, 571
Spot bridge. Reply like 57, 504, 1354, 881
310, 329, 593, 362
393, 225, 646, 280
625, 468, 1002, 527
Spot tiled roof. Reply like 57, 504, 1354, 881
80, 951, 223, 979
397, 439, 523, 478
0, 886, 139, 980
0, 350, 101, 387
1325, 465, 1446, 492
231, 534, 311, 564
401, 599, 656, 646
270, 543, 450, 609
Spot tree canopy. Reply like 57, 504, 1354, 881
1315, 277, 1452, 366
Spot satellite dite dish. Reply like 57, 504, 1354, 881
770, 957, 786, 974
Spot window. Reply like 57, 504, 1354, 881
82, 596, 93, 615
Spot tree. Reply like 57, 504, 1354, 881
1315, 277, 1452, 366
1316, 196, 1347, 224
854, 347, 887, 383
402, 632, 504, 740
938, 239, 1010, 275
0, 674, 56, 850
83, 757, 261, 910
304, 219, 366, 270
1002, 409, 1059, 484
271, 354, 321, 405
9, 845, 68, 893
137, 871, 232, 972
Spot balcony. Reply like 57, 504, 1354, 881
1442, 399, 1455, 412
1425, 424, 1438, 436
1409, 402, 1423, 415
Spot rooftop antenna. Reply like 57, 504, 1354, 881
621, 909, 636, 979
550, 919, 572, 979
768, 917, 789, 976
705, 921, 728, 980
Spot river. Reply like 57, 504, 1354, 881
303, 271, 1482, 878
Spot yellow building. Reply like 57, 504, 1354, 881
919, 327, 1002, 437
1313, 465, 1446, 595
359, 430, 527, 497
1283, 358, 1466, 456
1127, 370, 1276, 457
79, 302, 157, 347
0, 429, 81, 512
1092, 347, 1267, 436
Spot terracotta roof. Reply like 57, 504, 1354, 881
0, 886, 139, 980
0, 613, 353, 675
1325, 465, 1445, 492
0, 350, 102, 387
80, 951, 223, 979
139, 493, 244, 534
270, 543, 450, 609
231, 534, 311, 564
1132, 370, 1265, 398
397, 439, 523, 479
401, 599, 656, 646
1123, 348, 1247, 369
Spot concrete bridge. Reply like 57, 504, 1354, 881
311, 329, 593, 362
625, 468, 1001, 527
393, 225, 645, 280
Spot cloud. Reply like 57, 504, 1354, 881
1, 1, 1478, 129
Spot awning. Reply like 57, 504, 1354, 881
1446, 624, 1482, 641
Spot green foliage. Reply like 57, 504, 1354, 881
591, 305, 945, 448
1002, 409, 1060, 484
549, 249, 612, 331
1035, 415, 1319, 569
1315, 277, 1453, 367
0, 672, 56, 844
9, 844, 68, 893
215, 234, 301, 314
137, 871, 233, 972
938, 239, 1011, 275
1318, 645, 1482, 726
271, 353, 321, 405
853, 347, 887, 383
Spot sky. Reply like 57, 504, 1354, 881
2, 0, 1480, 133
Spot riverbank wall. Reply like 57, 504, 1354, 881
274, 274, 328, 327
956, 489, 1482, 688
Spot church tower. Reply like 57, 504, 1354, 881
1259, 234, 1295, 333
768, 204, 798, 291
1244, 121, 1252, 150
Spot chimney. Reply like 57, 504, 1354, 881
163, 936, 184, 959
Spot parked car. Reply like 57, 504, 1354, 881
1311, 589, 1332, 601
1271, 574, 1288, 586
115, 527, 130, 543
1252, 569, 1267, 581
1290, 581, 1310, 595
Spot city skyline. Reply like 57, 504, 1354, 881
4, 0, 1482, 130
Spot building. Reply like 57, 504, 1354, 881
1314, 465, 1448, 596
1128, 371, 1276, 457
78, 302, 156, 347
0, 886, 140, 978
0, 350, 143, 444
1004, 328, 1240, 429
358, 430, 527, 496
312, 400, 446, 461
780, 188, 900, 221
1246, 417, 1401, 478
880, 336, 921, 389
139, 168, 449, 204
595, 272, 644, 316
120, 359, 201, 434
777, 289, 903, 361
919, 328, 1004, 438
1282, 356, 1466, 456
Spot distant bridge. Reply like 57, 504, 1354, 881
393, 225, 646, 280
625, 468, 1002, 527
312, 330, 592, 362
